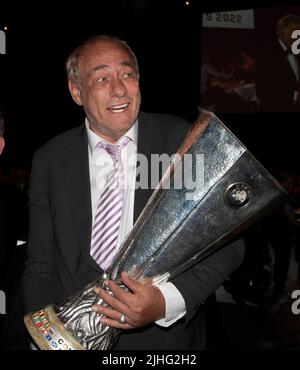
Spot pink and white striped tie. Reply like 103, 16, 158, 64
90, 136, 130, 270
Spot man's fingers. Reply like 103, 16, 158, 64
92, 296, 136, 329
93, 304, 134, 330
92, 303, 131, 323
100, 316, 133, 330
120, 271, 152, 292
120, 271, 137, 291
105, 278, 136, 306
94, 286, 129, 314
92, 304, 117, 319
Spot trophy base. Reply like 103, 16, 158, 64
24, 305, 85, 350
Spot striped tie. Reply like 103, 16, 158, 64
90, 136, 130, 270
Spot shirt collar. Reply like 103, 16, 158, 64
85, 117, 138, 155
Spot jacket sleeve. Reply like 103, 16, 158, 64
171, 237, 245, 324
22, 150, 55, 314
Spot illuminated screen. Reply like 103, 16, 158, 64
200, 6, 300, 113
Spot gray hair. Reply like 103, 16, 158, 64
0, 110, 4, 137
65, 35, 139, 88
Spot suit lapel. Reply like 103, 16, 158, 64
134, 112, 158, 222
65, 125, 101, 272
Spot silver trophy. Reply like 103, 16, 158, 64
24, 111, 287, 350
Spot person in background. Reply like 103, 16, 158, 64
200, 54, 229, 111
261, 173, 299, 304
256, 14, 300, 112
0, 109, 29, 350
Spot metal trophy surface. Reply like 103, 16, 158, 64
24, 111, 287, 350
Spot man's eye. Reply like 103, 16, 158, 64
123, 72, 135, 78
96, 77, 108, 83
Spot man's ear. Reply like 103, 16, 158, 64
0, 137, 5, 155
68, 80, 83, 106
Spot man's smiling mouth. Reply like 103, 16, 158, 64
107, 103, 129, 113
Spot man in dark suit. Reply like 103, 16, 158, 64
22, 35, 245, 349
256, 14, 300, 112
0, 110, 29, 349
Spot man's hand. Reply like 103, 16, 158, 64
92, 271, 166, 330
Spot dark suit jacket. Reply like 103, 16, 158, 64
0, 182, 28, 349
256, 40, 299, 112
22, 111, 245, 349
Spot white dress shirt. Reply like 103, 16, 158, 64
85, 118, 186, 327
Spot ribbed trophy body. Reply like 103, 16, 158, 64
24, 111, 287, 350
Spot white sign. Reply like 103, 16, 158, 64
203, 10, 255, 29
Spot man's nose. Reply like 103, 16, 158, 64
110, 78, 126, 98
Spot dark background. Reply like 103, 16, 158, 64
0, 0, 299, 175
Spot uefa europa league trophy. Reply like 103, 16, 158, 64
24, 111, 287, 350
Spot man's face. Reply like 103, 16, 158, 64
69, 40, 141, 143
